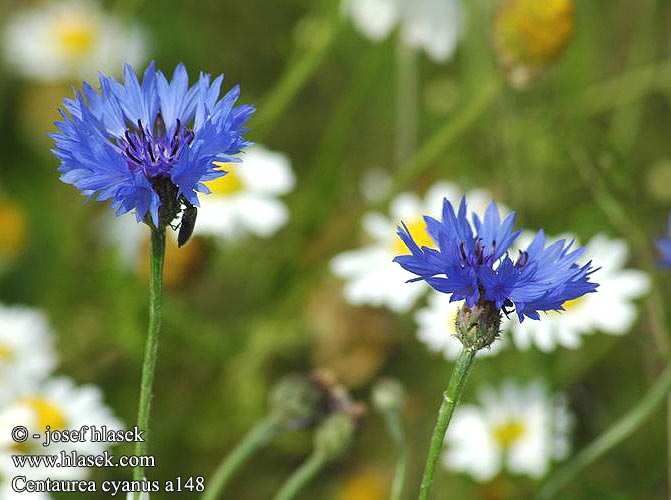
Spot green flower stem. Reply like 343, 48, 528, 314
253, 17, 342, 140
535, 364, 671, 500
382, 409, 407, 500
379, 77, 502, 209
203, 417, 280, 500
133, 227, 165, 484
568, 60, 671, 118
273, 453, 328, 500
419, 348, 477, 500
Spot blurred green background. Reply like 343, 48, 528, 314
3, 0, 671, 498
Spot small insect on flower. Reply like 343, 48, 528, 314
394, 197, 598, 349
177, 199, 198, 247
505, 233, 649, 352
51, 62, 254, 233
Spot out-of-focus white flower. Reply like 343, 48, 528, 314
127, 491, 150, 500
100, 211, 149, 269
342, 0, 464, 62
504, 233, 650, 352
415, 292, 506, 360
3, 0, 147, 82
0, 377, 123, 481
331, 182, 497, 313
444, 380, 572, 481
0, 475, 51, 500
0, 304, 56, 404
360, 168, 392, 204
194, 145, 295, 240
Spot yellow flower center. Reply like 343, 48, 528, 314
205, 163, 244, 195
562, 296, 585, 311
23, 398, 67, 431
550, 295, 586, 315
394, 219, 434, 255
0, 200, 27, 259
0, 343, 13, 362
493, 420, 526, 447
54, 14, 97, 57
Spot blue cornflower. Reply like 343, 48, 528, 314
657, 213, 671, 267
394, 197, 598, 323
51, 62, 254, 232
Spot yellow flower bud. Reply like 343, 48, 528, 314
493, 0, 575, 87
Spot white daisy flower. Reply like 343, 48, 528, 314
3, 0, 147, 82
330, 182, 500, 313
445, 380, 572, 482
342, 0, 465, 62
415, 292, 507, 360
0, 377, 123, 481
0, 304, 57, 404
194, 145, 295, 240
0, 476, 51, 500
504, 233, 650, 352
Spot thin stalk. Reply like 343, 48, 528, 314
254, 17, 341, 140
273, 453, 328, 500
568, 61, 671, 118
380, 77, 501, 209
133, 227, 165, 483
535, 364, 671, 500
395, 39, 418, 167
382, 410, 407, 500
418, 348, 477, 500
203, 417, 280, 500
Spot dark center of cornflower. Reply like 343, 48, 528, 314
118, 116, 194, 178
459, 238, 497, 267
114, 115, 197, 231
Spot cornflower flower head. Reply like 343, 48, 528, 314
657, 213, 671, 268
394, 197, 598, 350
51, 62, 254, 235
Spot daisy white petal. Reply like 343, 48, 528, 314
444, 380, 572, 481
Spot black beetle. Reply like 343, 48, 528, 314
177, 199, 198, 247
